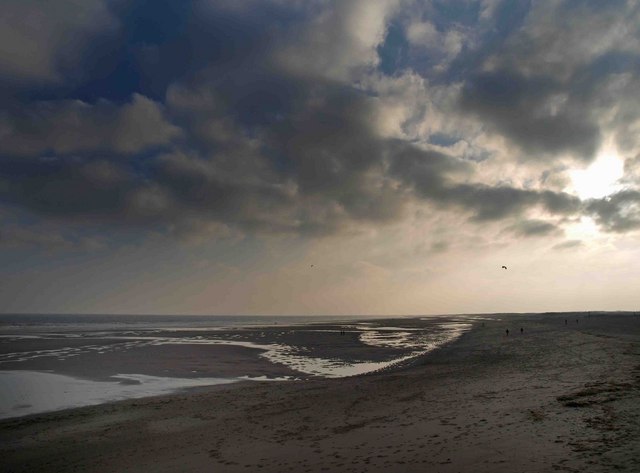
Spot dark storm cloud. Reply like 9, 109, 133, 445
391, 145, 580, 220
0, 0, 118, 85
388, 143, 581, 222
0, 157, 140, 220
153, 151, 301, 234
623, 154, 640, 184
0, 95, 181, 156
454, 0, 640, 162
439, 184, 580, 222
586, 191, 640, 233
1, 0, 639, 248
459, 70, 601, 160
264, 86, 408, 224
389, 144, 471, 197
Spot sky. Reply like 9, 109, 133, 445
1, 0, 639, 316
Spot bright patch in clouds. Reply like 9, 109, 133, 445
565, 217, 599, 241
569, 142, 624, 200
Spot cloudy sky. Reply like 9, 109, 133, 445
1, 0, 639, 315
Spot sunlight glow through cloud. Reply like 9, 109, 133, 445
569, 142, 624, 200
565, 216, 599, 240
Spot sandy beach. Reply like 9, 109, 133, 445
1, 312, 639, 472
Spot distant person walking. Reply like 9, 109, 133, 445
506, 329, 509, 336
520, 327, 523, 334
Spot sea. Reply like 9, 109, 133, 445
0, 314, 479, 420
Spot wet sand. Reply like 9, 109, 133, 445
0, 320, 440, 381
0, 342, 304, 380
1, 313, 639, 472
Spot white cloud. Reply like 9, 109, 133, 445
404, 16, 470, 72
406, 20, 439, 45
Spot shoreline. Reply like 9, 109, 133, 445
0, 316, 473, 420
2, 313, 639, 472
0, 317, 474, 421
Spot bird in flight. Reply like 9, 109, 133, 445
501, 265, 507, 270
